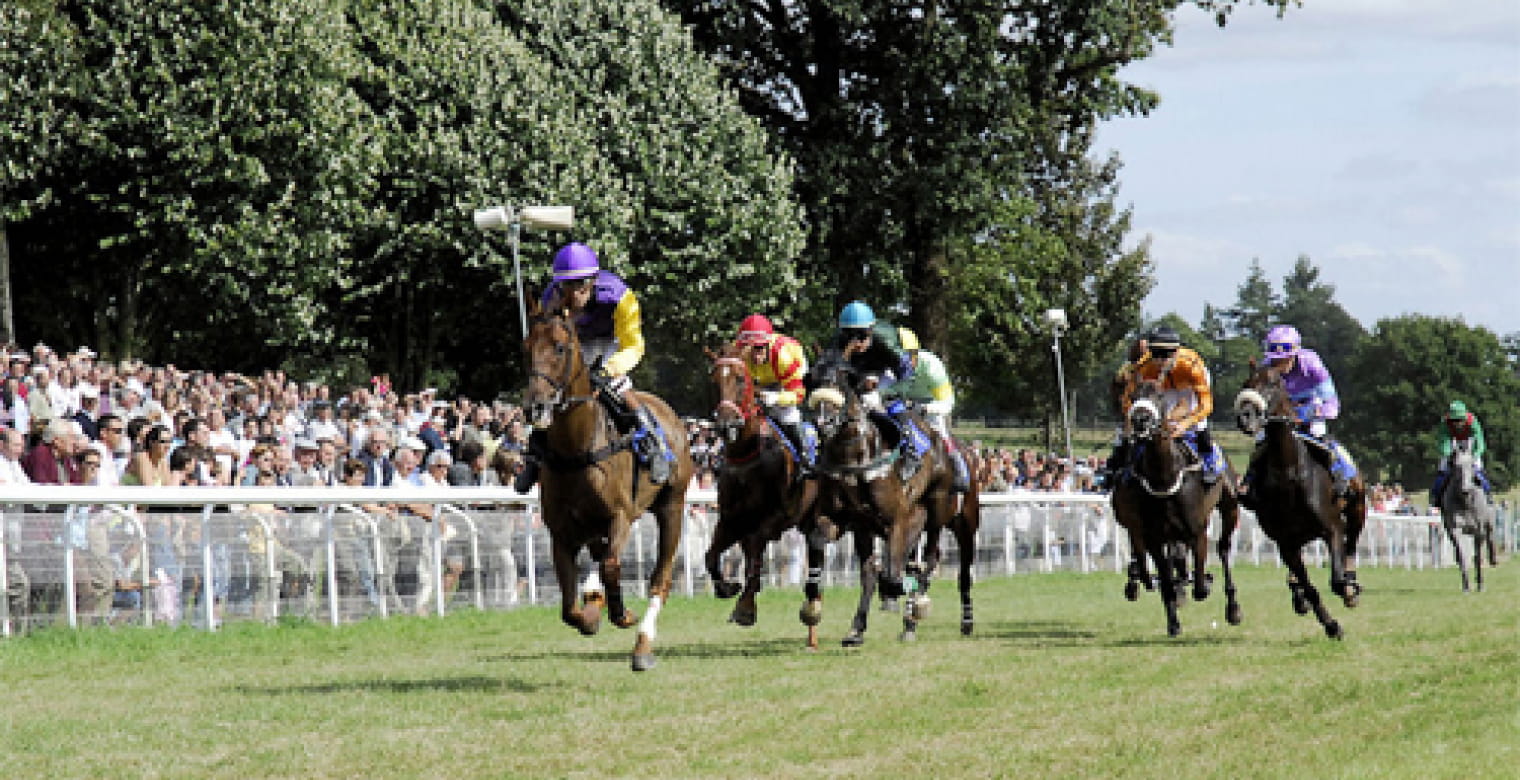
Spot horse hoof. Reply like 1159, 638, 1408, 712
799, 600, 823, 627
841, 632, 864, 648
1226, 604, 1243, 626
1167, 624, 1182, 638
1124, 581, 1140, 602
630, 653, 657, 672
899, 630, 917, 642
612, 609, 638, 629
1291, 594, 1310, 616
731, 609, 757, 627
1324, 622, 1343, 641
960, 619, 974, 636
713, 581, 741, 599
1343, 591, 1360, 609
1192, 585, 1210, 602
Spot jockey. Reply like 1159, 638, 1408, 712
1111, 326, 1224, 484
891, 327, 970, 493
515, 242, 673, 492
828, 300, 923, 478
733, 313, 813, 470
1429, 400, 1491, 508
1240, 324, 1357, 506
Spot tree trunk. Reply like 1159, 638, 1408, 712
119, 265, 140, 361
0, 219, 13, 345
906, 241, 951, 366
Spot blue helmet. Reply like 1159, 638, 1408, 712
838, 301, 876, 329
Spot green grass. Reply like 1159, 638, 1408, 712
1, 564, 1515, 779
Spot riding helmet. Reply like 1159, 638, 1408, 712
838, 301, 876, 329
1263, 324, 1301, 360
551, 242, 600, 281
737, 314, 774, 346
1448, 400, 1469, 420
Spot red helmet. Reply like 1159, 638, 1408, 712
736, 314, 774, 346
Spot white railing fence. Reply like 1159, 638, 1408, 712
1, 486, 1511, 636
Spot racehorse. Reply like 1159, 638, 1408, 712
1439, 439, 1497, 592
1234, 360, 1366, 639
701, 343, 822, 643
522, 303, 694, 671
1109, 380, 1242, 636
804, 353, 975, 646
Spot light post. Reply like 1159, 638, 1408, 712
1043, 308, 1076, 481
472, 204, 575, 336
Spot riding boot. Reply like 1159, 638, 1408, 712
781, 420, 814, 475
950, 450, 970, 493
513, 429, 547, 494
633, 405, 672, 484
1429, 470, 1447, 509
1195, 428, 1219, 485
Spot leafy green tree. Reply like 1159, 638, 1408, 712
1340, 316, 1520, 490
3, 0, 376, 365
1276, 254, 1364, 379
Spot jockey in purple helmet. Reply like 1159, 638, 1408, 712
1239, 324, 1359, 507
514, 242, 672, 491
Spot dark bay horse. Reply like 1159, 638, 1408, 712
702, 344, 822, 644
1440, 440, 1497, 592
1109, 381, 1242, 636
1235, 361, 1366, 639
523, 305, 694, 671
805, 355, 976, 646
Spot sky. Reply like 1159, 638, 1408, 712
1096, 0, 1520, 338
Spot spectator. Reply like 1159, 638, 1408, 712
23, 418, 80, 485
448, 439, 496, 487
305, 400, 341, 444
358, 427, 395, 487
27, 364, 57, 437
123, 424, 173, 487
0, 427, 32, 485
71, 384, 102, 440
288, 439, 325, 487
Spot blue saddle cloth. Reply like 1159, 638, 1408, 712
764, 417, 817, 465
1293, 431, 1357, 482
885, 400, 932, 458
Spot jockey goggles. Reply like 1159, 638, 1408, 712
1266, 341, 1296, 355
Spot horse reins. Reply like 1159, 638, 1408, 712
528, 316, 597, 411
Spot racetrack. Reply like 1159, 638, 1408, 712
2, 564, 1514, 779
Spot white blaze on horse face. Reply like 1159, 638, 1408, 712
637, 595, 663, 641
1129, 398, 1160, 434
1234, 389, 1266, 415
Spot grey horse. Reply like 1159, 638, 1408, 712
1440, 440, 1497, 592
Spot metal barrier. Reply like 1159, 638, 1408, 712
0, 485, 1509, 636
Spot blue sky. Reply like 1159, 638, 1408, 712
1096, 0, 1520, 338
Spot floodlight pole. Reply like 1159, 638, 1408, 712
1050, 321, 1076, 481
509, 215, 527, 337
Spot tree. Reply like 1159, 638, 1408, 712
1276, 254, 1364, 380
1340, 316, 1520, 490
3, 0, 376, 366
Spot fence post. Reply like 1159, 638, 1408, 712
200, 505, 215, 631
323, 505, 340, 627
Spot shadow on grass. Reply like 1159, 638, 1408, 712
236, 674, 547, 696
477, 635, 803, 665
975, 618, 1249, 647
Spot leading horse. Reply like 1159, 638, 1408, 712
1109, 380, 1243, 636
1439, 439, 1497, 592
523, 304, 694, 671
1234, 361, 1365, 639
805, 354, 976, 646
702, 343, 823, 644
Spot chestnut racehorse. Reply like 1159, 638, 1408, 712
522, 305, 694, 671
702, 343, 823, 645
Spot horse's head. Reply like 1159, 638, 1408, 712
805, 350, 854, 439
1127, 379, 1166, 439
522, 305, 588, 428
705, 343, 755, 444
1234, 359, 1294, 436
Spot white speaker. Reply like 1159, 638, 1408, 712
519, 205, 574, 231
473, 206, 511, 231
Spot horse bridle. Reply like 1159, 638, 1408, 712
526, 315, 596, 412
1127, 394, 1200, 497
711, 356, 756, 424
